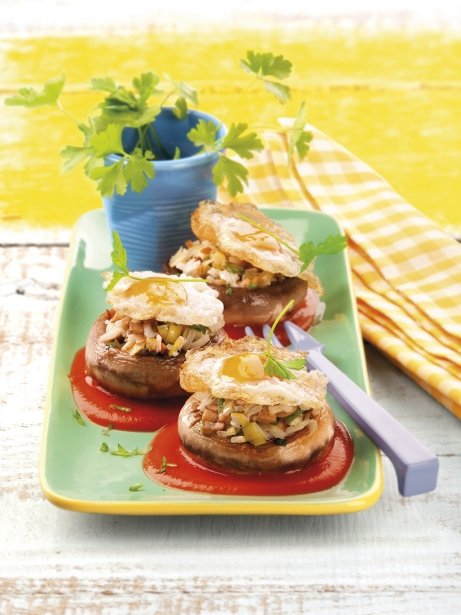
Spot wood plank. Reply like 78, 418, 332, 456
1, 243, 460, 614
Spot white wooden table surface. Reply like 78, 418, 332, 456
1, 235, 460, 615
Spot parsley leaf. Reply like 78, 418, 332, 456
72, 409, 86, 426
129, 483, 144, 492
91, 72, 161, 129
213, 155, 249, 196
100, 442, 109, 453
163, 74, 198, 108
262, 81, 291, 104
221, 122, 263, 159
173, 96, 188, 120
236, 212, 347, 273
263, 356, 300, 380
240, 51, 292, 103
188, 120, 262, 196
60, 145, 91, 174
89, 124, 125, 157
5, 75, 65, 107
123, 152, 156, 192
111, 230, 129, 274
91, 159, 127, 196
89, 76, 118, 93
282, 358, 307, 370
132, 71, 161, 103
262, 300, 306, 380
187, 119, 219, 151
241, 51, 292, 80
287, 102, 313, 163
299, 235, 348, 272
105, 230, 129, 291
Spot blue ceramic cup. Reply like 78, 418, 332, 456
102, 108, 226, 272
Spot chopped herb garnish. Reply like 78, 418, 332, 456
285, 407, 303, 425
109, 404, 132, 413
217, 398, 225, 412
225, 285, 234, 295
100, 442, 109, 453
190, 324, 209, 334
275, 438, 287, 446
158, 456, 178, 474
129, 483, 144, 492
262, 301, 306, 380
72, 409, 85, 426
102, 423, 114, 437
110, 443, 145, 457
226, 263, 244, 274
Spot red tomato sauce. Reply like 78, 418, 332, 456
69, 348, 183, 432
224, 298, 315, 346
143, 421, 354, 496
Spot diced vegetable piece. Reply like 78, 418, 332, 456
168, 335, 186, 357
243, 421, 267, 445
157, 324, 169, 342
166, 323, 182, 344
231, 412, 249, 427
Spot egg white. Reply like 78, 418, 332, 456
105, 272, 224, 332
181, 336, 328, 409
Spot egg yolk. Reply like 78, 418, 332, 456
121, 277, 187, 305
221, 352, 266, 382
236, 229, 280, 252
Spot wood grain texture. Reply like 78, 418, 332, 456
1, 243, 460, 614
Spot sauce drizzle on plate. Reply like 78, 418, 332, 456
69, 348, 183, 432
143, 421, 354, 496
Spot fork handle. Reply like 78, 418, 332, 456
307, 350, 439, 496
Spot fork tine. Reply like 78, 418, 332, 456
262, 324, 284, 348
283, 321, 324, 351
244, 325, 284, 347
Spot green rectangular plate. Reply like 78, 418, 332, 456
41, 208, 383, 515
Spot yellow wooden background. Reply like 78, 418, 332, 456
1, 27, 460, 235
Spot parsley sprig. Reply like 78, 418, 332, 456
262, 300, 306, 380
187, 120, 263, 196
240, 50, 292, 103
236, 213, 347, 272
106, 230, 205, 291
239, 51, 314, 166
5, 50, 314, 198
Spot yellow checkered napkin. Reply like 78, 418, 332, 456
222, 125, 461, 419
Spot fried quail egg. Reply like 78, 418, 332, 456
105, 272, 224, 333
180, 336, 328, 409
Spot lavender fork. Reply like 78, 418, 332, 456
245, 321, 439, 497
